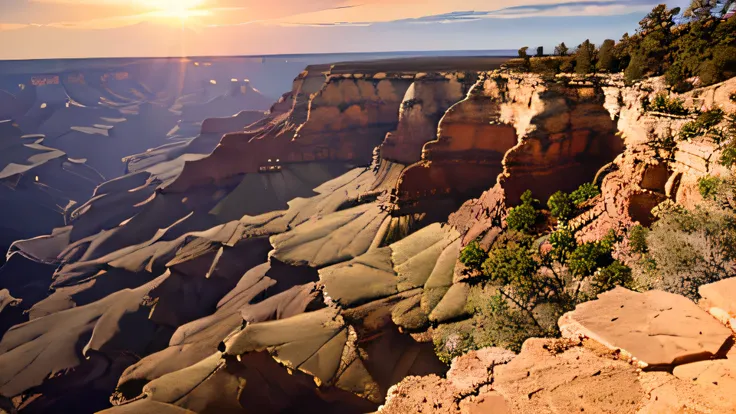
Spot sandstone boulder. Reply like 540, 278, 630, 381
673, 359, 736, 391
558, 287, 732, 368
379, 347, 514, 414
699, 277, 736, 331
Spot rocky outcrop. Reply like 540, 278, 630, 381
380, 74, 470, 165
699, 278, 736, 332
396, 72, 624, 223
382, 279, 736, 414
449, 75, 736, 248
573, 75, 736, 240
558, 287, 733, 369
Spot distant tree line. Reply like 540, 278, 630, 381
515, 1, 735, 89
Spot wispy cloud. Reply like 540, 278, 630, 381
397, 0, 662, 24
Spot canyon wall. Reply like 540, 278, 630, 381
3, 56, 734, 414
163, 70, 413, 193
572, 75, 736, 241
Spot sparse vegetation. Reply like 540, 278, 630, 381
435, 188, 632, 360
554, 42, 569, 57
628, 174, 736, 300
646, 93, 688, 115
437, 0, 736, 365
721, 142, 736, 167
679, 107, 725, 140
698, 175, 722, 199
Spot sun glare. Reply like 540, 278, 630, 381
144, 0, 207, 20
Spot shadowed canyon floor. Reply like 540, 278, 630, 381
1, 55, 736, 414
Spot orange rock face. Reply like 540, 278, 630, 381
164, 69, 414, 193
380, 76, 469, 165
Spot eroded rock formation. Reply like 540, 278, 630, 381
1, 58, 735, 414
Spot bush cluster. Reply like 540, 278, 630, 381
438, 188, 634, 361
547, 191, 575, 222
628, 225, 649, 254
698, 175, 722, 200
680, 108, 726, 141
506, 190, 540, 232
627, 174, 736, 300
459, 241, 486, 271
571, 182, 601, 205
646, 93, 688, 115
545, 182, 600, 223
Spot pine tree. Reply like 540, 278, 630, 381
518, 47, 531, 71
576, 39, 594, 75
624, 52, 645, 85
554, 42, 569, 56
596, 39, 616, 72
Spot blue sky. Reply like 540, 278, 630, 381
0, 0, 690, 59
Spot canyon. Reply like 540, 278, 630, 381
0, 55, 735, 414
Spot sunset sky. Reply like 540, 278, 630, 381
0, 0, 690, 60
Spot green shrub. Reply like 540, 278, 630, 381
432, 321, 475, 364
721, 142, 736, 167
506, 204, 538, 232
559, 58, 574, 73
628, 225, 649, 254
570, 182, 601, 205
678, 109, 726, 141
698, 176, 722, 200
548, 226, 576, 262
637, 191, 736, 300
679, 121, 700, 140
481, 237, 538, 288
648, 93, 688, 115
547, 191, 575, 221
568, 235, 615, 277
470, 291, 543, 353
666, 98, 687, 115
591, 261, 634, 295
460, 241, 487, 271
624, 52, 644, 85
506, 190, 539, 233
698, 108, 724, 130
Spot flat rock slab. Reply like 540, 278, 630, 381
559, 287, 732, 368
699, 277, 736, 330
493, 338, 644, 414
673, 359, 736, 390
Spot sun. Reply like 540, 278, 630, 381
144, 0, 207, 20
